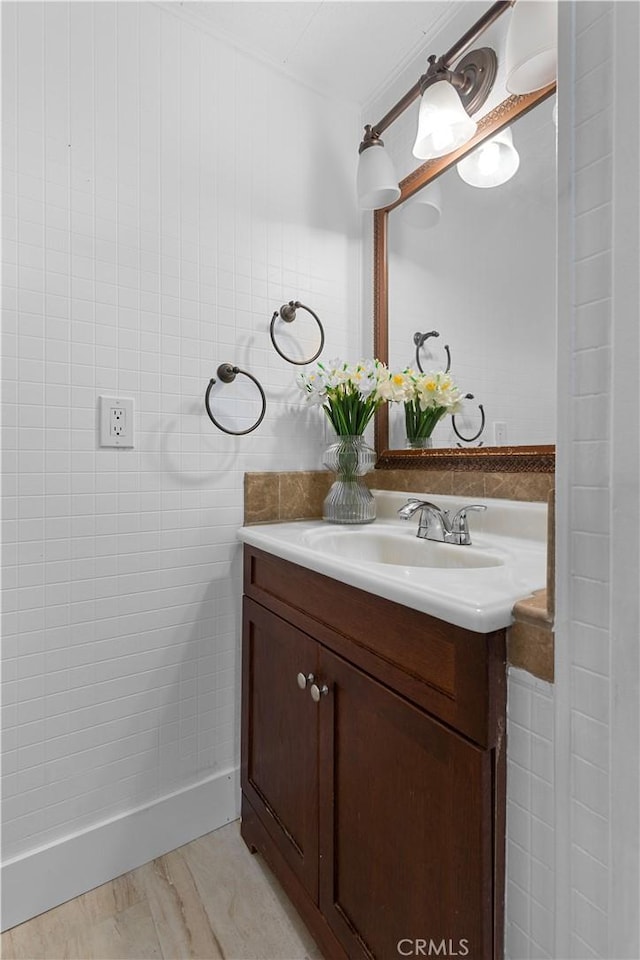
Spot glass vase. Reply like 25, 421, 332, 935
323, 434, 376, 524
404, 402, 446, 451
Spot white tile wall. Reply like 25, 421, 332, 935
555, 2, 640, 959
505, 668, 556, 960
1, 1, 361, 866
556, 1, 613, 955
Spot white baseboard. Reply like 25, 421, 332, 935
1, 765, 240, 932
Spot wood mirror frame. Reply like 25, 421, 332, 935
373, 82, 556, 473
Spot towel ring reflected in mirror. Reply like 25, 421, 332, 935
452, 394, 486, 444
269, 300, 325, 366
414, 330, 451, 374
204, 363, 267, 436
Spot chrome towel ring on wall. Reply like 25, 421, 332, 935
270, 300, 325, 365
204, 363, 267, 436
413, 330, 451, 374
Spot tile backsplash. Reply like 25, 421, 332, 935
244, 468, 554, 525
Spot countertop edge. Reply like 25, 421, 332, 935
238, 523, 544, 635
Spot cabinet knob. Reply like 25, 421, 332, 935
297, 672, 314, 690
310, 683, 329, 702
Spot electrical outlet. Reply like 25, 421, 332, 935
493, 421, 507, 445
99, 396, 134, 448
111, 406, 126, 437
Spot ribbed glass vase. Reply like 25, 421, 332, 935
322, 434, 376, 524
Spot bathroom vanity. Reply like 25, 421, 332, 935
241, 547, 506, 958
239, 493, 546, 959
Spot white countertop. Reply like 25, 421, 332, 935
239, 490, 547, 634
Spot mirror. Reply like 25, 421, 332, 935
389, 99, 555, 448
373, 84, 556, 471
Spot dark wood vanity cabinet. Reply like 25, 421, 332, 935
241, 546, 507, 960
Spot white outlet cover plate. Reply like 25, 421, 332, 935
99, 396, 135, 447
493, 421, 507, 445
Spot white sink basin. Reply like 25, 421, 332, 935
238, 490, 547, 633
302, 527, 504, 569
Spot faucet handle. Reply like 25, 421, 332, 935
451, 504, 487, 536
397, 498, 428, 518
397, 498, 422, 519
397, 498, 450, 521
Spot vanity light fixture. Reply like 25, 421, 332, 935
412, 48, 497, 160
456, 126, 520, 188
357, 127, 401, 210
356, 0, 513, 210
505, 0, 558, 94
402, 180, 442, 229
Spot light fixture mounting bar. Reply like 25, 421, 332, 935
365, 0, 513, 140
441, 0, 513, 68
371, 78, 425, 141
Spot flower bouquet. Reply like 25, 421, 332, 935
297, 359, 393, 523
398, 369, 463, 448
296, 358, 393, 436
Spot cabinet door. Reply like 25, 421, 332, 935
318, 646, 493, 960
242, 598, 319, 900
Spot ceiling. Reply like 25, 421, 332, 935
176, 1, 466, 106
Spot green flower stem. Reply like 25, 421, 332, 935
324, 393, 379, 436
404, 401, 446, 440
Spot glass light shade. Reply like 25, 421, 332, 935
505, 0, 557, 95
412, 79, 477, 160
357, 142, 401, 210
456, 127, 520, 188
402, 181, 442, 229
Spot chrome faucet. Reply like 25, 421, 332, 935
398, 499, 487, 545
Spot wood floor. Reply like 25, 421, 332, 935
1, 821, 322, 960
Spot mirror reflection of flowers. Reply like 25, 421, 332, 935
297, 359, 395, 436
396, 369, 464, 444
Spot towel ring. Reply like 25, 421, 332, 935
270, 301, 325, 365
204, 363, 267, 436
414, 331, 451, 374
452, 394, 486, 443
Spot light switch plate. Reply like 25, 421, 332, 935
99, 396, 135, 448
493, 421, 507, 445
